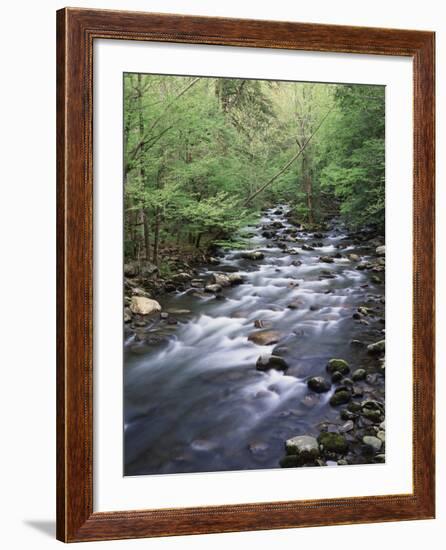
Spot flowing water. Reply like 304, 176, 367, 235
124, 206, 384, 475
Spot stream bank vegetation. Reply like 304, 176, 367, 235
123, 74, 386, 474
124, 74, 384, 286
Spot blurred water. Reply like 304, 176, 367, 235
124, 206, 383, 475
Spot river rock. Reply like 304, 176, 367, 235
228, 273, 244, 285
363, 435, 382, 452
326, 358, 350, 375
331, 371, 344, 383
376, 245, 385, 256
318, 432, 348, 454
241, 251, 265, 260
339, 420, 355, 433
172, 272, 193, 283
302, 244, 314, 251
279, 455, 300, 468
320, 256, 334, 263
211, 273, 231, 287
124, 263, 138, 277
352, 368, 367, 381
367, 340, 385, 354
130, 296, 161, 316
167, 308, 191, 315
124, 307, 132, 323
329, 389, 351, 407
349, 253, 360, 261
307, 376, 331, 393
287, 299, 303, 310
139, 262, 159, 278
285, 435, 320, 461
248, 330, 283, 345
256, 354, 289, 372
254, 319, 273, 329
205, 284, 222, 293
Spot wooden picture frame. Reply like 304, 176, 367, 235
56, 7, 435, 542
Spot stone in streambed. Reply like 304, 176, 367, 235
352, 368, 367, 381
285, 435, 320, 461
376, 245, 385, 256
241, 251, 264, 260
279, 455, 300, 468
248, 330, 283, 346
339, 420, 354, 433
205, 283, 222, 293
319, 256, 334, 263
254, 319, 273, 329
326, 358, 350, 375
362, 435, 382, 452
287, 300, 303, 310
329, 389, 351, 407
331, 371, 344, 383
367, 339, 385, 354
228, 272, 244, 285
318, 432, 349, 454
210, 273, 231, 287
129, 296, 161, 316
256, 354, 289, 372
302, 244, 314, 251
307, 376, 331, 393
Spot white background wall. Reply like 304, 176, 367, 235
0, 1, 443, 548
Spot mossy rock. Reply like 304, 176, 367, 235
279, 455, 300, 468
318, 432, 349, 454
329, 390, 351, 407
326, 358, 350, 375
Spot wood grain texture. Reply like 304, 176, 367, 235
56, 7, 435, 542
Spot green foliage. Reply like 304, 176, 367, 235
320, 86, 385, 229
123, 74, 385, 270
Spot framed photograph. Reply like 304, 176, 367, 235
56, 8, 435, 542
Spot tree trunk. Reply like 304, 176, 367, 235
137, 74, 151, 261
153, 208, 161, 267
143, 209, 151, 261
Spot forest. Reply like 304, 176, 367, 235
123, 74, 385, 273
123, 74, 386, 475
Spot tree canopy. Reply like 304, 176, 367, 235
123, 73, 385, 269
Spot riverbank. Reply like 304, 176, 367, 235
123, 206, 386, 474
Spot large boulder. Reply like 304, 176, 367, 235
248, 330, 283, 346
129, 296, 161, 316
285, 435, 320, 461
